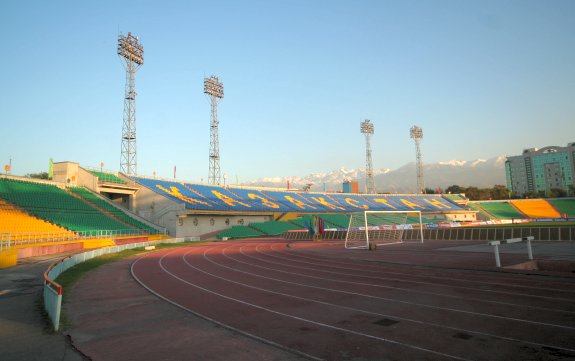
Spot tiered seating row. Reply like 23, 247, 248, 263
248, 221, 302, 236
510, 199, 561, 219
471, 199, 575, 220
68, 187, 159, 233
216, 213, 442, 240
89, 171, 127, 184
0, 178, 140, 234
217, 226, 264, 239
0, 199, 74, 240
548, 199, 575, 217
132, 177, 464, 213
471, 202, 525, 219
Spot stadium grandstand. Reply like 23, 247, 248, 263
470, 199, 574, 221
471, 201, 526, 220
129, 174, 474, 238
510, 199, 561, 219
2, 160, 575, 266
0, 173, 165, 267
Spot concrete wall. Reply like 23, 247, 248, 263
176, 214, 272, 238
445, 212, 477, 222
53, 162, 80, 186
133, 184, 183, 236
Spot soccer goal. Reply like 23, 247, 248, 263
344, 210, 424, 250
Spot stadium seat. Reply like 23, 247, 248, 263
510, 199, 561, 219
547, 199, 575, 218
89, 170, 127, 184
68, 187, 159, 233
472, 201, 525, 219
0, 178, 140, 234
0, 198, 74, 241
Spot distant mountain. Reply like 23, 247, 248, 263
243, 156, 507, 193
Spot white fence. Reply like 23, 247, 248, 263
43, 238, 186, 331
0, 229, 169, 251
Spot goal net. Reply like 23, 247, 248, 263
344, 210, 424, 250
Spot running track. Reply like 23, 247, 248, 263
131, 239, 575, 361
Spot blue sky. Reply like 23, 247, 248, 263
1, 0, 574, 183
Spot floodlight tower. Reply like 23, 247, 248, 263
410, 125, 425, 194
360, 119, 376, 194
204, 75, 224, 184
117, 32, 144, 176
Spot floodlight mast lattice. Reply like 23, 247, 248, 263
117, 32, 144, 176
410, 125, 425, 194
360, 119, 376, 194
204, 76, 224, 184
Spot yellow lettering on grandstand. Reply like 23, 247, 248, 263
423, 198, 451, 209
400, 198, 424, 209
372, 198, 397, 209
157, 185, 212, 207
247, 193, 280, 209
345, 198, 369, 209
310, 197, 345, 211
212, 191, 251, 208
284, 196, 317, 210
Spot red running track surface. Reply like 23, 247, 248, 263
131, 239, 575, 361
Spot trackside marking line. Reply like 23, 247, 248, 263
258, 243, 575, 302
227, 244, 575, 331
130, 253, 322, 361
146, 248, 472, 361
193, 245, 575, 354
276, 242, 575, 291
264, 243, 575, 314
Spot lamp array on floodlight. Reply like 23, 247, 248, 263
117, 32, 144, 65
360, 119, 374, 134
410, 125, 423, 140
204, 76, 224, 98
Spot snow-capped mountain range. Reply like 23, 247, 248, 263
243, 156, 507, 193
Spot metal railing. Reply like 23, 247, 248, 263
402, 226, 575, 242
0, 229, 163, 251
283, 226, 575, 242
43, 237, 186, 331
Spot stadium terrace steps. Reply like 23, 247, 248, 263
68, 187, 159, 233
0, 198, 74, 240
548, 199, 575, 218
510, 199, 561, 219
216, 225, 264, 239
466, 202, 493, 220
443, 193, 469, 206
230, 187, 291, 212
133, 176, 465, 213
219, 212, 446, 240
248, 221, 302, 236
88, 170, 127, 184
317, 214, 351, 228
0, 178, 141, 234
471, 201, 526, 219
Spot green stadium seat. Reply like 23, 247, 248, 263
0, 178, 139, 234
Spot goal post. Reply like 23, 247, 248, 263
344, 210, 424, 250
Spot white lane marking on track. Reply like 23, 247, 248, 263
161, 246, 474, 361
191, 244, 575, 353
264, 244, 575, 314
252, 243, 575, 303
224, 243, 575, 331
130, 250, 323, 361
276, 242, 575, 292
289, 240, 575, 289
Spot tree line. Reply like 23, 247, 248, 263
425, 185, 575, 201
